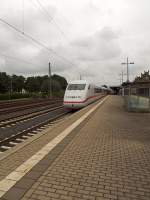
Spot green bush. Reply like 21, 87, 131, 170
0, 93, 31, 100
0, 91, 65, 101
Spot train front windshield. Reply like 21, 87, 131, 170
67, 84, 86, 90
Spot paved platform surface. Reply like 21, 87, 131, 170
1, 96, 150, 200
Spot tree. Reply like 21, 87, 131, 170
41, 78, 49, 93
12, 75, 25, 92
0, 72, 10, 93
51, 79, 61, 93
52, 74, 67, 90
25, 77, 41, 93
0, 72, 67, 97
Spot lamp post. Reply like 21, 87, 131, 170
9, 76, 12, 101
119, 71, 126, 84
48, 62, 52, 98
121, 57, 134, 82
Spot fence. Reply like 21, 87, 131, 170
123, 85, 150, 112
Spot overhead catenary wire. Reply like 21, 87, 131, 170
29, 0, 63, 44
35, 0, 69, 41
0, 17, 75, 67
22, 0, 24, 33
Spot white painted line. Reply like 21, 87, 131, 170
0, 96, 108, 198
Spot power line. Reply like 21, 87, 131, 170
35, 0, 69, 41
22, 0, 24, 33
29, 0, 63, 44
0, 17, 74, 67
30, 0, 53, 23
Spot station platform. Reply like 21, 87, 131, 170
0, 96, 150, 200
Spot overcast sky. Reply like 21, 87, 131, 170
0, 0, 150, 85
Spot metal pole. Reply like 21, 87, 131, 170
127, 57, 129, 82
121, 71, 123, 84
49, 62, 52, 98
10, 77, 12, 95
121, 57, 134, 83
80, 74, 82, 80
149, 85, 150, 112
119, 71, 126, 85
9, 76, 12, 101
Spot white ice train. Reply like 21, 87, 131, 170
63, 80, 110, 109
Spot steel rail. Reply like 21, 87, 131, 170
0, 98, 57, 109
0, 105, 63, 128
0, 99, 63, 114
0, 101, 63, 123
0, 108, 69, 151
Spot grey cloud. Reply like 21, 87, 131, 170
0, 3, 70, 76
99, 27, 118, 40
1, 0, 150, 85
71, 27, 121, 61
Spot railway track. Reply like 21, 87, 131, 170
0, 98, 48, 110
0, 99, 62, 115
0, 98, 62, 108
0, 105, 63, 128
0, 101, 63, 124
0, 106, 70, 153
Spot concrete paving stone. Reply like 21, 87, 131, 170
56, 189, 68, 195
68, 192, 82, 198
103, 193, 118, 199
78, 189, 90, 195
52, 184, 64, 190
32, 189, 47, 196
45, 192, 60, 198
64, 186, 76, 193
139, 196, 150, 200
82, 194, 96, 200
90, 191, 104, 197
60, 182, 72, 188
95, 197, 109, 200
39, 182, 52, 190
60, 194, 73, 200
72, 184, 84, 190
40, 187, 56, 193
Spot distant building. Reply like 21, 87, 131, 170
122, 71, 150, 97
133, 71, 150, 86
